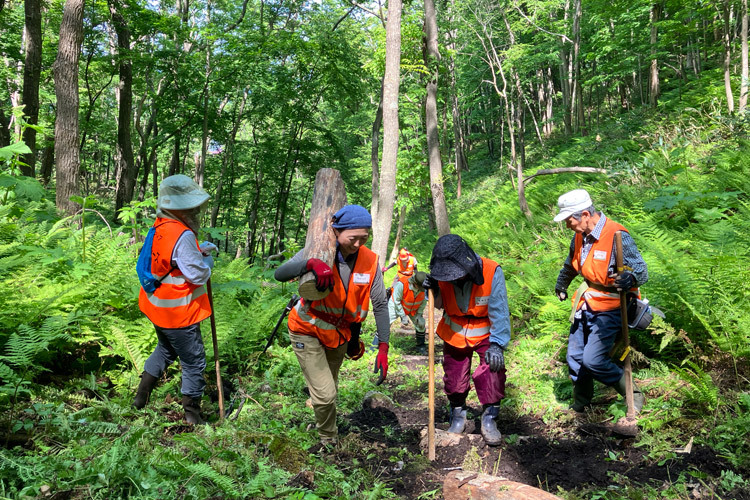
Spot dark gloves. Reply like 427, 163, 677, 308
346, 323, 365, 360
555, 288, 568, 301
422, 274, 439, 291
614, 271, 636, 291
373, 343, 389, 385
485, 343, 505, 372
306, 258, 334, 292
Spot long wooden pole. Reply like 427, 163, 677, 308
206, 279, 225, 421
614, 232, 635, 419
427, 289, 436, 461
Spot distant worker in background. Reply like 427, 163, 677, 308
274, 205, 391, 448
374, 270, 429, 355
382, 247, 418, 284
553, 189, 648, 413
422, 234, 511, 446
133, 175, 218, 426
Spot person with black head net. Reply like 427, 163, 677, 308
422, 234, 511, 445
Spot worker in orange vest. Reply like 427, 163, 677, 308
388, 270, 428, 354
553, 189, 648, 413
422, 234, 511, 446
382, 247, 418, 285
275, 205, 390, 449
133, 175, 218, 425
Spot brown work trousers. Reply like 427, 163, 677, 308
289, 331, 347, 444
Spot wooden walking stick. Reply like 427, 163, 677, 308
615, 231, 635, 420
427, 289, 436, 461
206, 279, 225, 421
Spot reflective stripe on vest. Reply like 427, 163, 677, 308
571, 218, 638, 312
287, 246, 379, 349
138, 217, 212, 329
436, 257, 499, 348
397, 275, 425, 316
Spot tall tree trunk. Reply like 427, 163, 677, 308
0, 107, 10, 148
196, 1, 212, 187
168, 134, 181, 176
741, 0, 749, 113
110, 0, 136, 219
424, 0, 450, 236
371, 0, 402, 262
723, 1, 735, 114
40, 135, 54, 186
571, 0, 586, 134
447, 1, 467, 199
387, 204, 406, 265
53, 0, 85, 216
559, 0, 572, 134
371, 79, 384, 222
649, 3, 661, 108
20, 0, 42, 177
210, 92, 246, 229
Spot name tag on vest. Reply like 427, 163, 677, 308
593, 250, 608, 261
352, 273, 370, 285
475, 295, 490, 306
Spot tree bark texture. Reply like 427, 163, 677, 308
21, 0, 42, 177
723, 1, 735, 114
741, 0, 749, 113
371, 0, 402, 263
649, 3, 661, 108
53, 0, 85, 216
298, 168, 347, 301
424, 0, 450, 236
110, 0, 136, 218
371, 79, 384, 222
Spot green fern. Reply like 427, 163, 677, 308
675, 360, 719, 412
180, 459, 240, 495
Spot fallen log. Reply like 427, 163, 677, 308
298, 168, 347, 300
444, 471, 562, 500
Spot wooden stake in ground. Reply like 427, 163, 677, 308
427, 289, 436, 461
298, 168, 347, 300
206, 279, 224, 421
615, 231, 635, 419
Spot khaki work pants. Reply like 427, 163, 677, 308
289, 331, 347, 443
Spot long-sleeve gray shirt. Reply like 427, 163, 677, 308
171, 231, 212, 286
555, 214, 648, 293
274, 247, 391, 343
433, 257, 512, 349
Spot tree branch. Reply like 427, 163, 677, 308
523, 167, 609, 185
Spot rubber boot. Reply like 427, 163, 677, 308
614, 375, 645, 414
415, 332, 427, 356
132, 371, 159, 409
570, 378, 594, 413
480, 405, 502, 446
447, 406, 467, 434
182, 395, 205, 425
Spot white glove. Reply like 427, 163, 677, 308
200, 241, 218, 256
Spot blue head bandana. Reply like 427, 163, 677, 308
331, 204, 372, 229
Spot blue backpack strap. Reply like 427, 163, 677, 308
136, 226, 177, 293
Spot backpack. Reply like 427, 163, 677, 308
136, 226, 176, 293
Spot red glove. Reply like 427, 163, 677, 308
306, 258, 334, 292
373, 343, 389, 385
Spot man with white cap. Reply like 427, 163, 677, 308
133, 174, 218, 425
553, 189, 648, 413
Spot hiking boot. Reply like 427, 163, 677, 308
480, 405, 502, 445
447, 406, 467, 434
132, 371, 159, 409
415, 332, 427, 356
614, 375, 645, 414
570, 378, 594, 413
182, 395, 205, 425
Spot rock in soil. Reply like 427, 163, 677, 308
443, 471, 562, 500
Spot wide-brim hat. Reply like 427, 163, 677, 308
158, 174, 210, 211
429, 234, 484, 285
412, 271, 428, 289
553, 189, 593, 222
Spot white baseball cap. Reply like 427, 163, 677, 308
553, 189, 593, 222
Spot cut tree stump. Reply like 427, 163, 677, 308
298, 168, 347, 300
444, 471, 562, 500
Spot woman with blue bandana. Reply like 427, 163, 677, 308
275, 204, 391, 448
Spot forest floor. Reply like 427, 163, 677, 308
309, 328, 750, 500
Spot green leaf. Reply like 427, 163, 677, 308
0, 142, 32, 160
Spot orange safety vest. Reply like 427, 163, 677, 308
396, 275, 425, 316
436, 257, 499, 348
287, 246, 379, 349
397, 255, 417, 279
571, 218, 639, 312
138, 218, 212, 329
